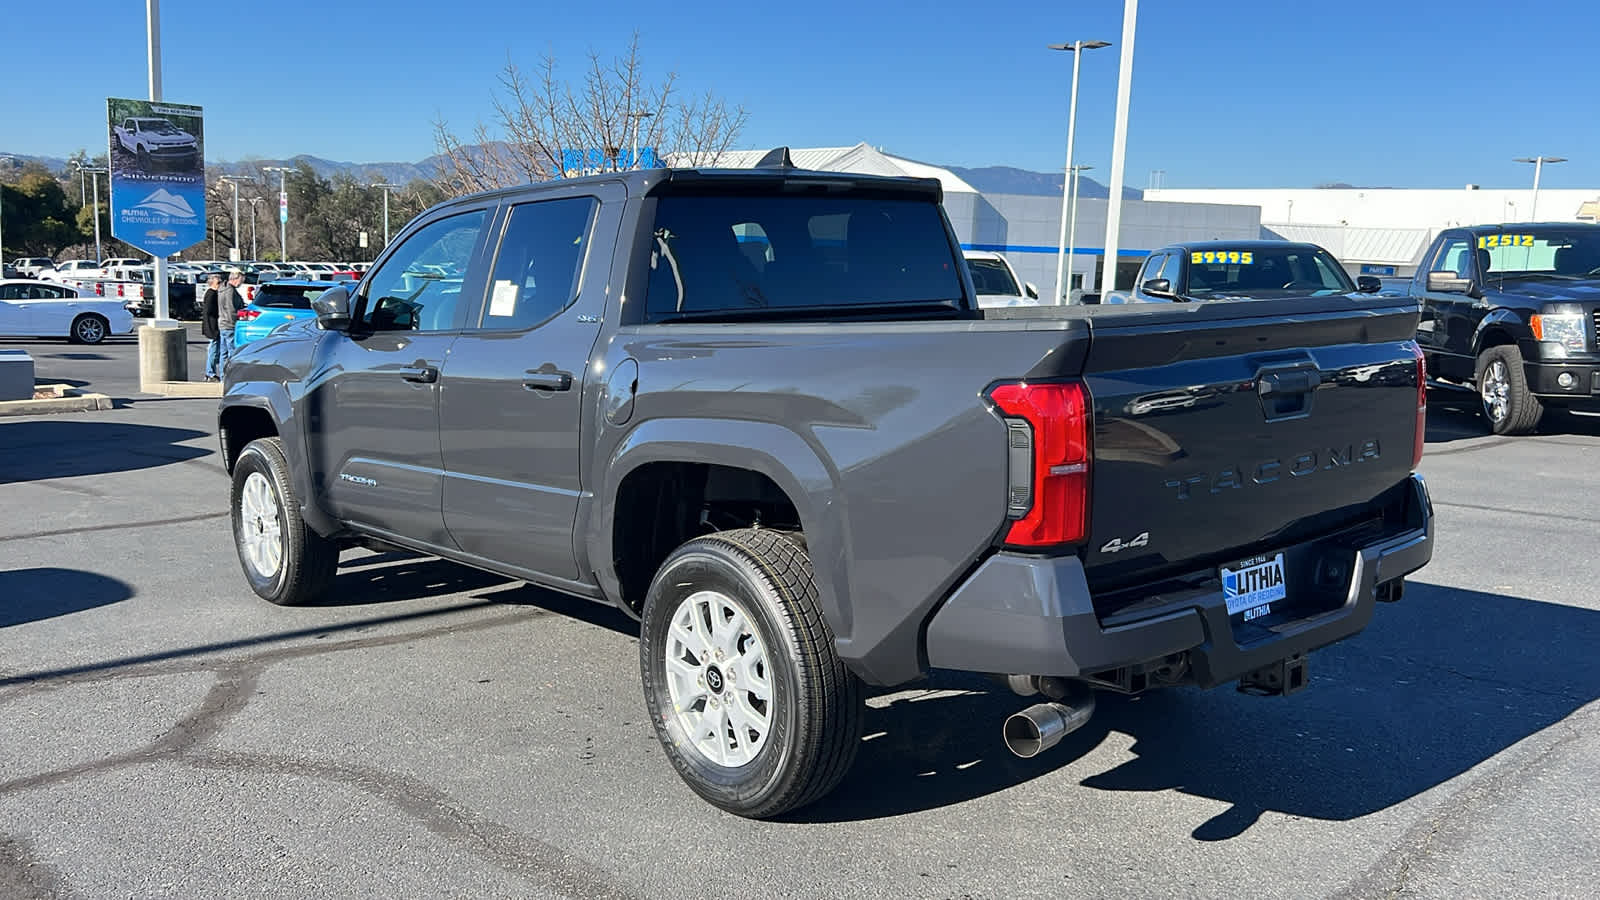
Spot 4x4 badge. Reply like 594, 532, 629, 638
1100, 532, 1150, 554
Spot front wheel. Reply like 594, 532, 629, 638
230, 437, 339, 605
639, 529, 862, 818
1476, 345, 1543, 435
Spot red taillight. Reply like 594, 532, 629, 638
236, 308, 260, 321
94, 283, 104, 296
986, 381, 1091, 548
1411, 342, 1427, 468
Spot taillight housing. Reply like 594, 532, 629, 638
986, 381, 1091, 548
236, 308, 260, 321
1411, 342, 1427, 468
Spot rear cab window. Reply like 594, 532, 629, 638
643, 186, 968, 322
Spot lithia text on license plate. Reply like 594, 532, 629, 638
1222, 552, 1287, 621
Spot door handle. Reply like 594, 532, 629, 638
399, 365, 438, 383
523, 369, 573, 391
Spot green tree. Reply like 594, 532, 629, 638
2, 171, 85, 257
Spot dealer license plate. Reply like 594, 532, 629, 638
1222, 553, 1287, 621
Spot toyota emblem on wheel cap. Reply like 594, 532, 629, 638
705, 665, 724, 693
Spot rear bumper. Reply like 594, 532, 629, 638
925, 474, 1434, 688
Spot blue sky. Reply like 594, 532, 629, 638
6, 0, 1597, 189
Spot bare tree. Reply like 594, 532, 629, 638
432, 33, 748, 197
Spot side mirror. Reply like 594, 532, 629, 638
1426, 271, 1473, 294
311, 284, 353, 331
1023, 282, 1039, 300
1356, 275, 1382, 293
1141, 278, 1175, 297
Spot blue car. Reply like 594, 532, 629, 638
232, 280, 339, 347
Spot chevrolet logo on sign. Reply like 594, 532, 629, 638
147, 229, 177, 240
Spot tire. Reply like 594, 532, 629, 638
1476, 345, 1543, 435
230, 437, 339, 605
136, 146, 151, 170
69, 314, 108, 345
639, 528, 862, 818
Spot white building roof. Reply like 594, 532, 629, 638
685, 142, 978, 194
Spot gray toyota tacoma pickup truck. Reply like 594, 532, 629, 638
219, 154, 1434, 817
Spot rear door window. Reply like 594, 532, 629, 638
478, 196, 598, 330
645, 192, 964, 320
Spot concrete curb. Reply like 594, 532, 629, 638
140, 380, 223, 398
0, 384, 115, 417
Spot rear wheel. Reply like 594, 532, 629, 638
69, 314, 108, 344
1476, 345, 1543, 435
640, 528, 862, 818
230, 437, 338, 605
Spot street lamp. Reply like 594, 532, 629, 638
74, 162, 109, 263
1067, 164, 1094, 299
1049, 39, 1111, 305
216, 175, 256, 260
245, 197, 265, 260
628, 110, 655, 169
1100, 0, 1141, 299
1513, 156, 1566, 221
369, 182, 399, 249
263, 166, 291, 260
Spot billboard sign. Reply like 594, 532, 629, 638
108, 97, 205, 255
557, 147, 660, 178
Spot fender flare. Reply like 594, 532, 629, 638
219, 385, 339, 537
1471, 308, 1532, 356
588, 417, 856, 642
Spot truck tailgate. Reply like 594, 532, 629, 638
1077, 298, 1422, 603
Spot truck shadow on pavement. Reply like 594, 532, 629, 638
0, 568, 132, 627
0, 420, 210, 483
798, 582, 1600, 838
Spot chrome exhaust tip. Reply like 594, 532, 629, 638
1002, 692, 1096, 759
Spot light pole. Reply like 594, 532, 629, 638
369, 182, 399, 249
1514, 156, 1566, 221
216, 175, 256, 259
146, 0, 173, 322
246, 197, 265, 260
628, 110, 655, 169
1067, 164, 1093, 300
77, 164, 108, 263
1049, 39, 1110, 305
264, 166, 291, 261
1100, 0, 1140, 299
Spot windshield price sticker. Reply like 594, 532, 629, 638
1479, 234, 1534, 249
1222, 552, 1287, 619
1191, 251, 1254, 265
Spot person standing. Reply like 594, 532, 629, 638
216, 269, 246, 375
201, 274, 223, 381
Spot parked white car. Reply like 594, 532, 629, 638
9, 258, 54, 279
38, 260, 102, 282
0, 280, 137, 344
963, 250, 1041, 308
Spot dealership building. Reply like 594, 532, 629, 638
713, 145, 1600, 292
1146, 186, 1600, 279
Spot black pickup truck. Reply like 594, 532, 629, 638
1412, 223, 1600, 434
218, 156, 1434, 817
1109, 240, 1385, 304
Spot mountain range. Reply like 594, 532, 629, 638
2, 150, 1135, 198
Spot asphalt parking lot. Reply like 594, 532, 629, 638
2, 332, 1598, 899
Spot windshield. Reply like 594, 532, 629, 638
1185, 247, 1355, 298
142, 120, 181, 135
1477, 229, 1600, 279
967, 258, 1021, 295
